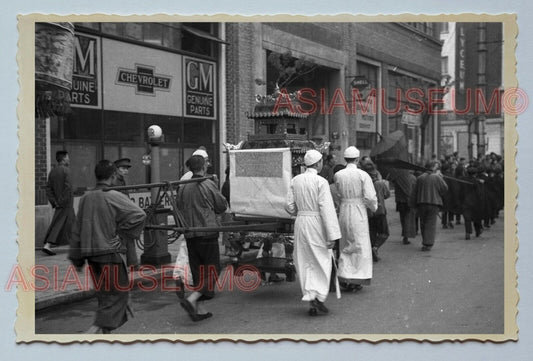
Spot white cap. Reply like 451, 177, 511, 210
304, 149, 323, 166
192, 149, 209, 159
344, 146, 360, 159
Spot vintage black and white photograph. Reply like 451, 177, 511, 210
17, 14, 517, 342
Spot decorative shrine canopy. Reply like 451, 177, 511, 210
247, 90, 310, 120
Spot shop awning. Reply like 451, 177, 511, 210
181, 25, 229, 45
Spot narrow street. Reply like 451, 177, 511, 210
36, 198, 504, 336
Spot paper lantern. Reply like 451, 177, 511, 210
35, 22, 75, 91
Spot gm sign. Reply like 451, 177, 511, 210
71, 33, 100, 107
184, 57, 216, 119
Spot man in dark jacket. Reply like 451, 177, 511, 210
176, 155, 228, 322
461, 166, 484, 239
394, 171, 417, 245
409, 161, 448, 251
43, 150, 75, 255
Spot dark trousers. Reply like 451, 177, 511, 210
463, 208, 482, 236
88, 261, 130, 331
369, 214, 389, 249
186, 236, 221, 301
398, 202, 416, 238
418, 204, 440, 247
44, 206, 75, 245
441, 211, 455, 226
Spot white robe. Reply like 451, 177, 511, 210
285, 168, 341, 302
334, 163, 378, 284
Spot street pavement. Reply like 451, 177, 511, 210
34, 235, 260, 311
34, 192, 505, 335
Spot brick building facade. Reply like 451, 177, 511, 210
225, 22, 443, 162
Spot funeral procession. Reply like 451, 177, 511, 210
28, 21, 507, 337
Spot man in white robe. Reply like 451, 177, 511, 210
334, 146, 378, 291
285, 150, 341, 316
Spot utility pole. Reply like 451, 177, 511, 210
476, 22, 488, 158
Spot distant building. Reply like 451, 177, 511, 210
439, 22, 504, 159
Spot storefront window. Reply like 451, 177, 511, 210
162, 24, 182, 50
160, 147, 182, 181
124, 23, 143, 41
181, 23, 214, 56
143, 23, 163, 46
101, 22, 123, 37
63, 108, 102, 140
104, 111, 143, 142
183, 118, 213, 145
78, 22, 217, 58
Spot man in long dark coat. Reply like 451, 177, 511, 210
42, 150, 75, 255
394, 171, 417, 245
409, 161, 448, 251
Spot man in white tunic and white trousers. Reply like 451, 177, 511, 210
285, 149, 341, 316
334, 146, 378, 291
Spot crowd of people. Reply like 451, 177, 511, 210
43, 145, 504, 331
438, 152, 505, 240
288, 148, 505, 316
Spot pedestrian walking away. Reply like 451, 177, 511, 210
42, 150, 75, 255
285, 149, 341, 316
68, 160, 147, 334
334, 146, 378, 291
363, 161, 390, 262
176, 154, 228, 322
460, 165, 484, 239
394, 170, 417, 245
409, 161, 448, 251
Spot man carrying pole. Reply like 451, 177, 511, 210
69, 160, 146, 334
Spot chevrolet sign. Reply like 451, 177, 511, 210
116, 64, 172, 95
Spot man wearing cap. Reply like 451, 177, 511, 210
113, 157, 138, 267
285, 149, 341, 316
409, 160, 448, 251
181, 148, 210, 181
334, 146, 378, 291
113, 158, 132, 189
